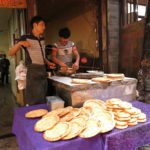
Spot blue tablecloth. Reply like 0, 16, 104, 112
12, 101, 150, 150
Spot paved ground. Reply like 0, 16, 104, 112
0, 83, 19, 150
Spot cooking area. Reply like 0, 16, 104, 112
49, 73, 137, 107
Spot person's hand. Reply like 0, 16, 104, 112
48, 62, 56, 69
72, 62, 79, 70
19, 41, 31, 47
60, 63, 68, 71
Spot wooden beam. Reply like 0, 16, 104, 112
128, 0, 147, 5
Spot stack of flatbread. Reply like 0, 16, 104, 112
25, 98, 146, 142
106, 98, 147, 129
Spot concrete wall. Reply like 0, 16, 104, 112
0, 31, 9, 55
8, 9, 26, 105
44, 2, 100, 69
107, 0, 120, 73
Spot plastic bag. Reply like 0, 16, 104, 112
15, 60, 27, 90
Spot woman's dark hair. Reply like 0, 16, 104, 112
30, 16, 45, 29
59, 27, 71, 38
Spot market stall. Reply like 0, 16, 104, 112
12, 101, 150, 150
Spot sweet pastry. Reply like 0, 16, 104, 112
25, 109, 48, 118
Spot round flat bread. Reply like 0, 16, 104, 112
60, 108, 81, 122
62, 122, 84, 140
125, 107, 139, 115
131, 114, 139, 118
42, 111, 58, 118
138, 113, 146, 120
83, 100, 106, 111
72, 79, 90, 84
115, 116, 130, 121
138, 118, 147, 123
92, 111, 115, 133
106, 74, 124, 80
34, 115, 59, 132
118, 101, 132, 109
79, 119, 101, 138
43, 122, 71, 141
115, 124, 128, 129
128, 121, 138, 126
70, 116, 87, 128
79, 107, 91, 117
92, 77, 110, 83
115, 120, 127, 126
115, 112, 130, 118
128, 118, 137, 123
60, 113, 74, 122
25, 109, 48, 118
58, 106, 73, 117
106, 98, 122, 105
77, 114, 89, 120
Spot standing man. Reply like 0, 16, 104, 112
0, 54, 10, 85
52, 27, 80, 71
9, 16, 55, 106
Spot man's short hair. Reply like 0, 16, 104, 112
30, 16, 45, 29
59, 27, 71, 38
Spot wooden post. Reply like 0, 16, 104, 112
97, 0, 104, 70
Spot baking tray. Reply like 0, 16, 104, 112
71, 73, 104, 79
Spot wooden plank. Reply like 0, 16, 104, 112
101, 0, 108, 72
119, 20, 145, 77
0, 0, 27, 8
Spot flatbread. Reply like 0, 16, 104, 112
43, 122, 71, 141
92, 111, 115, 133
79, 119, 101, 138
72, 79, 90, 84
60, 108, 81, 122
83, 100, 106, 111
62, 122, 84, 140
115, 124, 128, 129
58, 106, 73, 117
25, 109, 48, 118
92, 77, 110, 83
34, 115, 59, 132
106, 74, 125, 80
70, 116, 87, 128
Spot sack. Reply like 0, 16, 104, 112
15, 61, 27, 90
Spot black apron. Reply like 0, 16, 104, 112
25, 64, 48, 105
